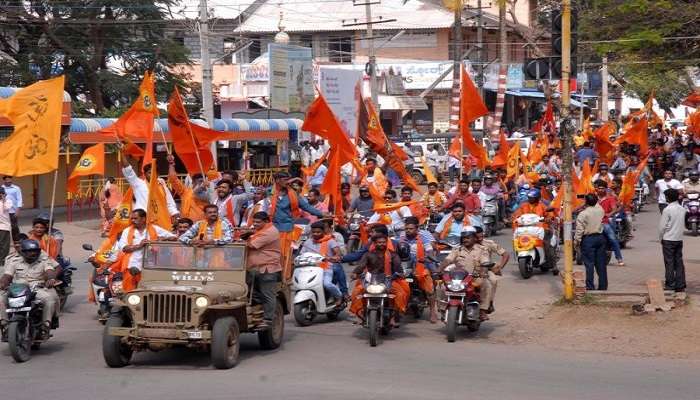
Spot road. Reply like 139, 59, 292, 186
1, 207, 699, 400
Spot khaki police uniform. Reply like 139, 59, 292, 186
0, 252, 59, 323
477, 239, 507, 310
441, 245, 492, 311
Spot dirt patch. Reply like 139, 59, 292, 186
496, 301, 700, 359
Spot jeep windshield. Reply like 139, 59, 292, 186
143, 242, 245, 271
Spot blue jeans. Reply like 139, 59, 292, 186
581, 234, 608, 290
332, 263, 348, 295
602, 223, 623, 261
324, 268, 342, 299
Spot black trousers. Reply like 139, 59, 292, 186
246, 271, 281, 320
581, 233, 608, 290
0, 230, 10, 266
9, 213, 19, 242
662, 240, 685, 291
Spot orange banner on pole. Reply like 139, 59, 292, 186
67, 143, 105, 193
147, 160, 171, 229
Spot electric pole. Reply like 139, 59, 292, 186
199, 0, 217, 162
601, 56, 609, 122
366, 1, 378, 105
476, 0, 484, 98
560, 0, 575, 301
490, 0, 508, 138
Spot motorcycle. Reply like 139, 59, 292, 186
82, 244, 124, 324
440, 263, 494, 342
346, 212, 370, 253
292, 253, 345, 326
3, 282, 60, 362
632, 185, 646, 214
513, 213, 558, 279
480, 195, 499, 237
684, 193, 700, 236
361, 272, 398, 347
402, 254, 437, 320
436, 236, 461, 264
55, 255, 76, 311
613, 213, 632, 248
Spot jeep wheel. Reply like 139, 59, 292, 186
211, 317, 240, 369
258, 300, 284, 350
103, 315, 133, 368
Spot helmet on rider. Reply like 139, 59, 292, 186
527, 189, 541, 204
19, 239, 42, 264
690, 170, 699, 181
460, 226, 477, 244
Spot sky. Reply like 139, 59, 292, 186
176, 0, 250, 19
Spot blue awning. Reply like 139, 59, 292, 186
70, 117, 303, 133
0, 86, 72, 102
504, 89, 586, 108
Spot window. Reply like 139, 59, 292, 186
327, 35, 352, 63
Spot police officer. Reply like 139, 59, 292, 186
0, 240, 60, 338
438, 227, 492, 320
474, 226, 510, 314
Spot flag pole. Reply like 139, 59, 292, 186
46, 168, 59, 257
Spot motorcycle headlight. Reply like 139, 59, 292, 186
366, 283, 386, 294
195, 296, 209, 308
349, 223, 359, 231
8, 296, 26, 308
447, 281, 465, 291
126, 294, 141, 306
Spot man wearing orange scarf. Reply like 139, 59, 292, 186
112, 209, 175, 291
400, 217, 438, 323
299, 221, 343, 306
243, 211, 281, 327
349, 232, 408, 326
178, 204, 233, 246
269, 172, 328, 279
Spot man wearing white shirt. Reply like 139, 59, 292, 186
368, 189, 413, 232
2, 176, 22, 240
0, 187, 12, 264
655, 170, 684, 213
119, 151, 179, 219
113, 209, 176, 273
309, 162, 328, 188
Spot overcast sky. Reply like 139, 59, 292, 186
176, 0, 250, 19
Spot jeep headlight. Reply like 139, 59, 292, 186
366, 283, 386, 294
126, 294, 141, 306
8, 296, 26, 308
195, 296, 209, 308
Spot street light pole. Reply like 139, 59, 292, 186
365, 1, 378, 105
199, 0, 217, 164
560, 0, 575, 301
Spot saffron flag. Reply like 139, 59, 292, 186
492, 132, 510, 167
98, 71, 159, 166
448, 135, 462, 158
506, 141, 521, 180
67, 143, 105, 193
593, 122, 616, 164
358, 98, 420, 191
122, 138, 145, 159
686, 108, 700, 138
302, 93, 357, 165
147, 160, 172, 229
0, 76, 65, 176
615, 115, 648, 155
107, 189, 134, 242
578, 162, 594, 195
420, 157, 438, 184
533, 100, 555, 135
459, 65, 490, 169
168, 87, 225, 174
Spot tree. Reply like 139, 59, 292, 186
578, 0, 700, 110
0, 1, 193, 114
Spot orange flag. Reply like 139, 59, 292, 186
593, 122, 616, 164
321, 148, 344, 223
67, 143, 105, 193
686, 108, 700, 138
506, 141, 522, 180
492, 132, 510, 167
98, 71, 159, 166
618, 170, 636, 207
578, 162, 594, 195
168, 87, 225, 174
615, 115, 648, 155
372, 200, 419, 214
448, 135, 462, 158
146, 160, 172, 229
107, 189, 134, 242
122, 138, 145, 159
420, 157, 438, 184
459, 64, 490, 169
301, 150, 329, 178
0, 76, 65, 176
302, 93, 357, 165
581, 117, 593, 141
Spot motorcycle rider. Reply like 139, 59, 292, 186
442, 177, 481, 214
474, 226, 509, 313
512, 189, 557, 272
0, 240, 60, 340
594, 180, 625, 266
592, 163, 614, 185
683, 170, 700, 195
480, 173, 505, 223
434, 202, 472, 240
438, 228, 491, 321
401, 186, 429, 224
348, 185, 375, 215
368, 189, 413, 232
400, 217, 438, 323
422, 182, 447, 213
299, 221, 344, 307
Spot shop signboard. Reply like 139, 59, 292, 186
268, 43, 314, 113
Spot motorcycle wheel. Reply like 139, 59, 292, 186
326, 307, 341, 321
518, 258, 533, 279
692, 222, 698, 237
368, 310, 379, 347
211, 316, 240, 369
258, 300, 284, 350
446, 305, 458, 342
409, 303, 422, 320
102, 315, 133, 368
484, 224, 493, 238
466, 320, 480, 332
293, 301, 315, 327
8, 320, 32, 363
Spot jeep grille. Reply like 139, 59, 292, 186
143, 293, 192, 324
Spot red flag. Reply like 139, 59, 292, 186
98, 71, 159, 166
67, 143, 105, 193
459, 65, 490, 169
168, 87, 225, 174
491, 132, 510, 167
533, 100, 555, 134
682, 92, 700, 108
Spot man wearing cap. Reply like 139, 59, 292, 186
592, 163, 614, 184
270, 172, 329, 278
438, 227, 492, 320
349, 185, 375, 216
475, 226, 509, 313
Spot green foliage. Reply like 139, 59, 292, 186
0, 0, 193, 113
579, 0, 700, 109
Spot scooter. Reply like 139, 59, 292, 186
346, 212, 370, 253
361, 272, 398, 347
481, 195, 499, 237
292, 252, 345, 326
440, 263, 494, 342
82, 243, 124, 324
2, 282, 60, 362
54, 255, 76, 311
513, 213, 558, 279
684, 193, 700, 236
